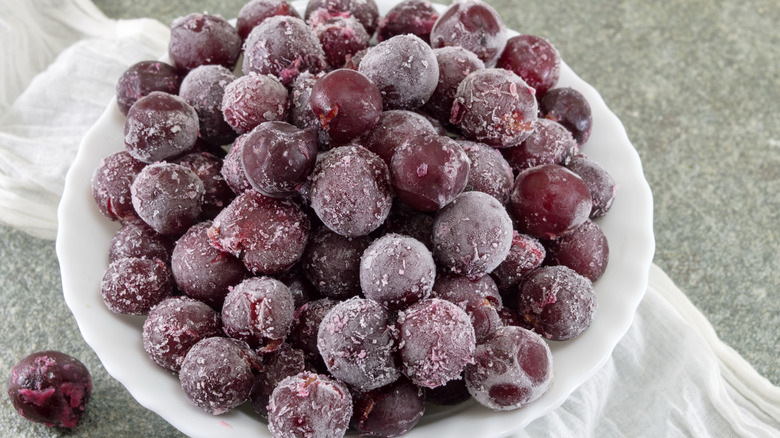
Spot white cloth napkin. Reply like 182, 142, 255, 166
2, 1, 779, 437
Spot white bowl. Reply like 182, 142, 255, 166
56, 1, 655, 436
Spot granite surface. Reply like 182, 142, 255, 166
1, 0, 778, 436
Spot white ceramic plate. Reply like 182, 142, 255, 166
56, 1, 655, 437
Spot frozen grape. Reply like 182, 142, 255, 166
304, 0, 380, 35
465, 326, 553, 410
491, 230, 546, 290
208, 190, 310, 274
358, 34, 439, 110
566, 153, 617, 218
124, 91, 199, 163
7, 351, 91, 428
432, 273, 503, 342
130, 162, 204, 236
360, 233, 436, 310
309, 145, 393, 237
351, 377, 426, 437
496, 34, 561, 98
390, 133, 470, 212
544, 220, 609, 282
377, 0, 439, 43
309, 11, 371, 70
539, 87, 593, 145
116, 60, 182, 116
397, 298, 476, 388
509, 164, 592, 240
221, 276, 296, 351
250, 343, 309, 419
142, 296, 222, 372
178, 65, 237, 146
108, 220, 174, 264
288, 298, 337, 369
451, 68, 537, 148
276, 263, 320, 309
317, 297, 400, 390
430, 0, 507, 66
173, 152, 235, 218
267, 372, 353, 438
422, 46, 485, 126
432, 191, 514, 278
221, 134, 252, 195
241, 121, 319, 197
303, 227, 370, 300
517, 265, 596, 340
458, 139, 514, 205
383, 201, 435, 250
237, 0, 301, 40
309, 69, 383, 144
101, 257, 173, 315
504, 118, 577, 172
179, 337, 260, 415
91, 151, 145, 222
221, 73, 289, 134
359, 110, 437, 166
168, 13, 241, 71
242, 16, 326, 85
171, 221, 248, 309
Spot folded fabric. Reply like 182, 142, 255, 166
517, 264, 780, 437
0, 0, 168, 239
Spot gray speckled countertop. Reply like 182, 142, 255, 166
2, 0, 778, 436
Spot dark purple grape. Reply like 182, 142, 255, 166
397, 298, 476, 388
376, 0, 439, 43
309, 11, 371, 70
539, 87, 593, 145
504, 118, 577, 172
430, 0, 507, 66
267, 372, 353, 438
179, 337, 260, 415
168, 13, 241, 71
124, 91, 199, 163
309, 145, 393, 237
509, 164, 592, 240
465, 326, 553, 410
544, 219, 609, 282
360, 233, 436, 310
359, 110, 437, 166
116, 60, 182, 116
496, 34, 561, 98
289, 71, 327, 138
171, 221, 248, 310
425, 375, 471, 406
351, 377, 426, 437
517, 265, 596, 340
7, 351, 91, 428
208, 190, 310, 275
173, 152, 235, 218
142, 296, 223, 372
458, 139, 514, 205
221, 73, 289, 134
130, 162, 204, 236
422, 46, 485, 126
221, 276, 296, 351
432, 191, 513, 279
310, 69, 383, 144
343, 47, 369, 70
491, 230, 546, 290
242, 16, 326, 85
108, 220, 174, 264
390, 133, 470, 212
101, 257, 173, 315
250, 343, 309, 419
304, 0, 380, 35
303, 227, 371, 300
566, 153, 617, 218
432, 273, 503, 342
358, 34, 439, 110
237, 0, 301, 40
178, 65, 237, 146
317, 297, 400, 390
288, 298, 337, 368
275, 263, 321, 309
241, 121, 318, 198
221, 134, 252, 195
383, 201, 435, 250
91, 151, 145, 222
451, 68, 537, 148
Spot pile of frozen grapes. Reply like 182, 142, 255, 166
93, 0, 618, 436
